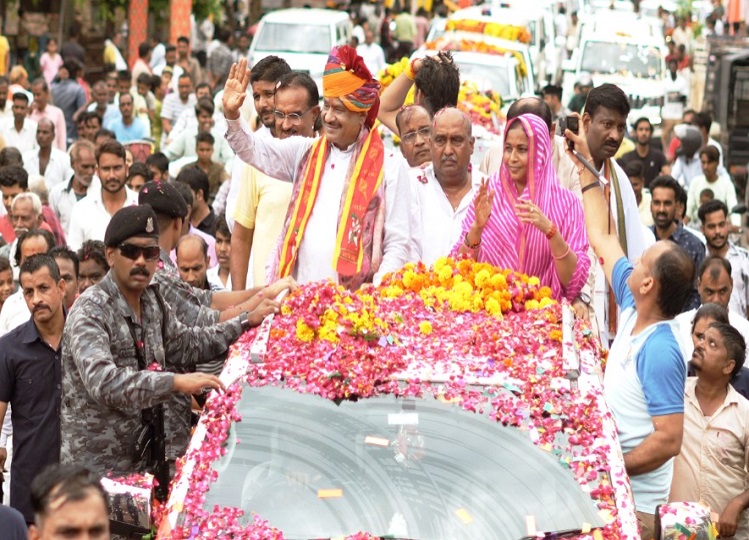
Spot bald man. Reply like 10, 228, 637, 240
175, 234, 213, 290
21, 118, 72, 190
409, 107, 482, 264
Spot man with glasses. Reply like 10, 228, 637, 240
409, 107, 481, 265
231, 71, 319, 290
395, 104, 432, 168
224, 47, 410, 290
60, 205, 256, 481
66, 140, 138, 251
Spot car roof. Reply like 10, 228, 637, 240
260, 8, 350, 25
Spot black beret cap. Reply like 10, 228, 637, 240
138, 180, 189, 219
104, 205, 160, 247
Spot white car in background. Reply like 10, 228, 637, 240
562, 15, 667, 131
248, 8, 352, 95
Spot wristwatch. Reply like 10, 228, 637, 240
575, 293, 592, 306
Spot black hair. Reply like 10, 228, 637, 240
698, 254, 732, 283
145, 152, 169, 174
96, 139, 126, 162
196, 131, 215, 146
542, 84, 563, 99
31, 78, 49, 92
215, 213, 231, 239
177, 36, 190, 45
0, 165, 29, 189
649, 174, 682, 201
12, 91, 29, 104
195, 97, 215, 116
584, 83, 630, 119
195, 82, 212, 95
128, 162, 152, 182
176, 166, 210, 202
0, 256, 9, 274
414, 52, 460, 115
698, 199, 729, 224
31, 464, 108, 524
699, 188, 714, 201
172, 180, 194, 207
699, 145, 720, 163
0, 148, 23, 168
77, 240, 109, 272
276, 71, 320, 108
652, 242, 695, 317
633, 116, 652, 132
165, 44, 177, 54
695, 111, 712, 133
19, 253, 60, 282
506, 97, 553, 131
709, 321, 746, 377
138, 42, 151, 59
15, 229, 55, 266
136, 72, 152, 86
94, 128, 116, 142
623, 160, 644, 180
49, 246, 79, 278
691, 302, 729, 334
250, 56, 291, 84
116, 69, 131, 82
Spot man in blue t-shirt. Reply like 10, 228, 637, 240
566, 124, 696, 539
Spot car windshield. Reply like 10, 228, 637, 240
202, 386, 604, 540
580, 41, 662, 78
254, 22, 331, 54
455, 60, 513, 98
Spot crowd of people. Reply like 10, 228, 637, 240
0, 2, 747, 539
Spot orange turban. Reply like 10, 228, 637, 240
323, 45, 381, 128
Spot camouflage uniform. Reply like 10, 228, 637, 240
60, 271, 243, 475
153, 249, 225, 457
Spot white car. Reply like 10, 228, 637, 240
248, 8, 352, 94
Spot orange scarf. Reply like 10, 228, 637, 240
278, 130, 385, 278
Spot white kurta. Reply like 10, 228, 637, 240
225, 117, 412, 285
408, 164, 483, 265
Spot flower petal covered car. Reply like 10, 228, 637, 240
149, 258, 640, 539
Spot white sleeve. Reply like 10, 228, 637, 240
224, 117, 311, 183
225, 158, 244, 232
67, 207, 84, 251
616, 163, 649, 261
0, 406, 10, 447
374, 155, 411, 285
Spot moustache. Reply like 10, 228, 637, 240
33, 304, 50, 313
130, 267, 150, 277
604, 141, 620, 149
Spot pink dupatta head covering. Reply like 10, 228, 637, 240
458, 113, 590, 301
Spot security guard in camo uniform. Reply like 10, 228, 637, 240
60, 205, 252, 477
137, 181, 288, 460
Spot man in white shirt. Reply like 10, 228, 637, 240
49, 140, 97, 234
165, 98, 233, 164
0, 93, 37, 154
160, 73, 196, 139
223, 49, 410, 289
21, 119, 72, 190
410, 108, 481, 265
166, 82, 213, 142
357, 29, 386, 80
66, 140, 138, 250
701, 199, 749, 319
677, 256, 749, 362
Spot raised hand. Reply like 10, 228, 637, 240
515, 199, 552, 234
222, 58, 251, 120
472, 177, 495, 232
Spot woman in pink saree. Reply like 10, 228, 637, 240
455, 113, 590, 301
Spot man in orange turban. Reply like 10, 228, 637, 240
222, 47, 411, 290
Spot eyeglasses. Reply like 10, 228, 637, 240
401, 127, 432, 144
119, 243, 161, 261
273, 108, 313, 126
432, 135, 468, 149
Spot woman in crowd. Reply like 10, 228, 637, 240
76, 240, 109, 294
455, 113, 590, 301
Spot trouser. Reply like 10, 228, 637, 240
637, 510, 656, 540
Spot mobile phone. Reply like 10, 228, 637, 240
559, 115, 579, 150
